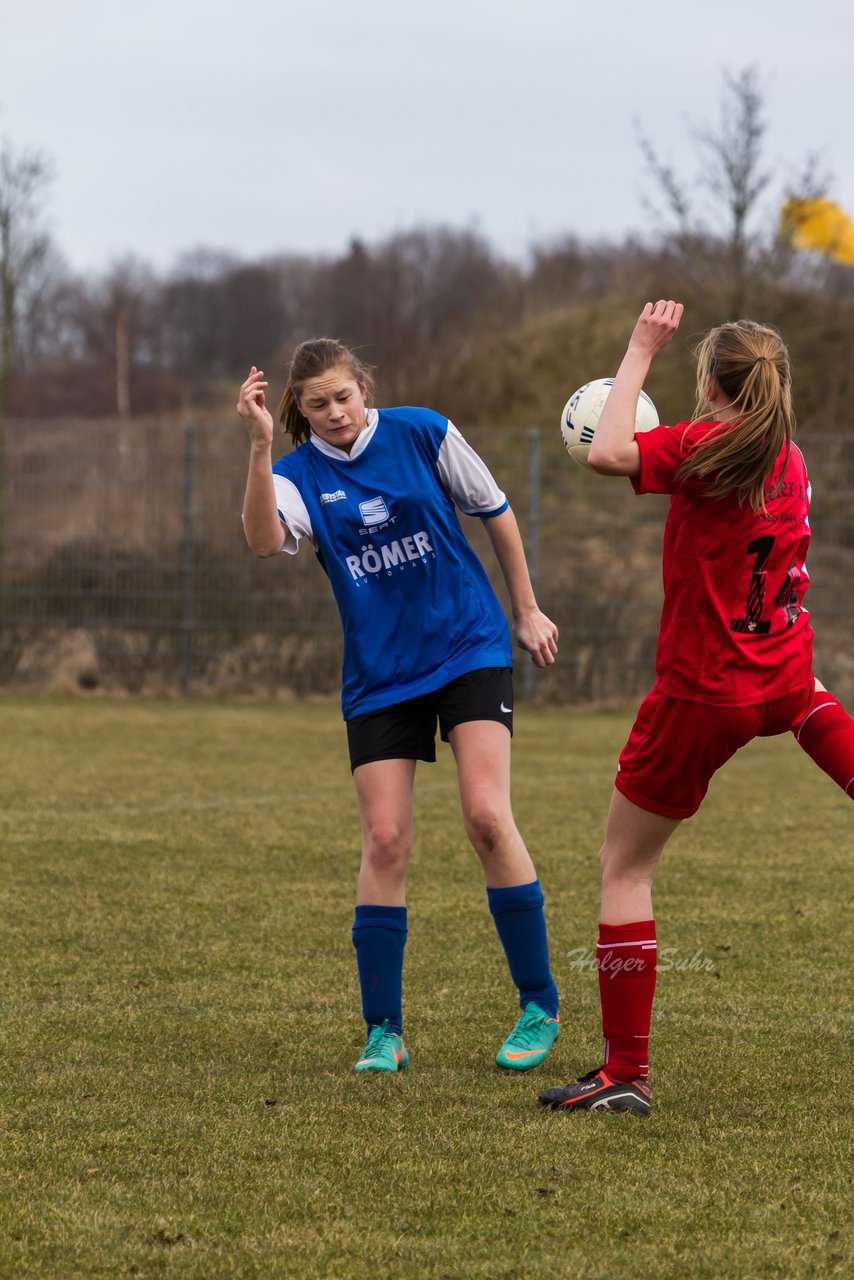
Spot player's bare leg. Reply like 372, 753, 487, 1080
448, 719, 534, 886
353, 758, 416, 905
450, 719, 559, 1067
599, 789, 680, 924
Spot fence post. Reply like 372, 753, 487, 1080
523, 426, 540, 701
180, 418, 197, 696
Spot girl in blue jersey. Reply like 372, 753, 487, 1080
238, 338, 561, 1074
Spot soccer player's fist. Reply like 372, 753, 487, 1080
238, 367, 275, 446
628, 300, 684, 359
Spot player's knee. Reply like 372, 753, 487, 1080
362, 820, 411, 876
599, 842, 649, 886
463, 799, 511, 855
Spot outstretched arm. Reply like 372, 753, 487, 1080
483, 508, 558, 668
237, 366, 286, 557
587, 299, 684, 476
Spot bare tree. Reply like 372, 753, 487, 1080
637, 67, 776, 315
94, 258, 159, 416
161, 248, 307, 393
0, 139, 54, 415
303, 228, 519, 403
0, 136, 54, 580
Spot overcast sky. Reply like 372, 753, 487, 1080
2, 0, 852, 275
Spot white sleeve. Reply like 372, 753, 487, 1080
272, 474, 314, 555
436, 421, 508, 516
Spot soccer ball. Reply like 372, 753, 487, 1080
560, 378, 659, 468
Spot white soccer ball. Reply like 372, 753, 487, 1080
560, 378, 659, 468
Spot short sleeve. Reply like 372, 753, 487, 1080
272, 473, 314, 555
436, 421, 508, 517
632, 421, 724, 496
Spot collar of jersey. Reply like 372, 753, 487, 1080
309, 409, 379, 462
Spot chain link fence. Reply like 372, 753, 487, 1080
0, 418, 851, 706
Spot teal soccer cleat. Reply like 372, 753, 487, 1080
496, 1002, 560, 1071
354, 1021, 409, 1073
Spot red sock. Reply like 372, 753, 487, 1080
793, 692, 854, 799
597, 920, 657, 1082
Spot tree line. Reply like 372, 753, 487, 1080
1, 68, 852, 422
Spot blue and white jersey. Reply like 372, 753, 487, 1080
271, 406, 512, 719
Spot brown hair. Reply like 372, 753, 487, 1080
677, 320, 796, 511
277, 338, 376, 446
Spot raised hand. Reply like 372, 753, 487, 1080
237, 366, 275, 446
627, 299, 684, 359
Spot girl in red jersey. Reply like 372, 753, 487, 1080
539, 300, 854, 1115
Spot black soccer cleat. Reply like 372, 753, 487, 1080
538, 1067, 651, 1115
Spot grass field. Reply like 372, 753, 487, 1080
1, 695, 851, 1279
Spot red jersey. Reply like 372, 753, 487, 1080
632, 421, 813, 706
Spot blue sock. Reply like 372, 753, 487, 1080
352, 905, 408, 1035
487, 879, 559, 1018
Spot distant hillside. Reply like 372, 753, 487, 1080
425, 297, 712, 431
428, 290, 854, 443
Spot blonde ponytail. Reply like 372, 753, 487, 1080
678, 320, 796, 511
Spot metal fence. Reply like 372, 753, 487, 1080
1, 418, 851, 705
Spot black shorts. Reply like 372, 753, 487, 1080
346, 667, 514, 772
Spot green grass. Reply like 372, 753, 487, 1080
0, 695, 851, 1279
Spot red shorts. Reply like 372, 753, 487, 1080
615, 683, 814, 819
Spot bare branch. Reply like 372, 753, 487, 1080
634, 121, 693, 233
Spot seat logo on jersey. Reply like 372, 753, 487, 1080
359, 496, 390, 527
320, 489, 347, 505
